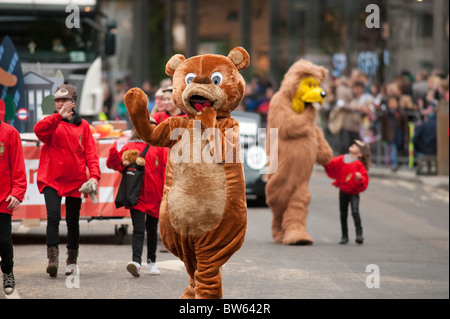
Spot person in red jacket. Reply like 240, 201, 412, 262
107, 127, 168, 277
325, 140, 370, 245
0, 120, 27, 295
34, 84, 100, 278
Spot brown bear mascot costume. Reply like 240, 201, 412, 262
266, 59, 333, 246
124, 47, 250, 299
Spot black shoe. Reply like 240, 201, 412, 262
355, 233, 364, 244
339, 236, 349, 245
3, 272, 15, 295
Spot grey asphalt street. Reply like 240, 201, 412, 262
3, 169, 449, 300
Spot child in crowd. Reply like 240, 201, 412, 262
107, 127, 168, 277
325, 140, 370, 245
0, 119, 27, 295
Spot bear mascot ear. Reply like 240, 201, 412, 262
166, 54, 186, 76
227, 47, 250, 71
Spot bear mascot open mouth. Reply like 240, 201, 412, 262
190, 95, 214, 112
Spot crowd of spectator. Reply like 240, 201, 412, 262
100, 67, 449, 174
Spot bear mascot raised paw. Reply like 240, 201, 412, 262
124, 47, 250, 299
266, 59, 333, 246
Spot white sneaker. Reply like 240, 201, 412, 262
126, 261, 141, 278
148, 261, 160, 276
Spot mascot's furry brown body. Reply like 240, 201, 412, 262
125, 47, 249, 299
266, 60, 333, 245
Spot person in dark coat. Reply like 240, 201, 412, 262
413, 110, 437, 175
414, 112, 437, 156
379, 96, 409, 171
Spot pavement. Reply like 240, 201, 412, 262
368, 166, 449, 192
6, 169, 448, 301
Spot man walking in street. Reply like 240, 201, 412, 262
0, 119, 27, 295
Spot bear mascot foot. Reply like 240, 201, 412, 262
282, 230, 314, 246
180, 280, 196, 299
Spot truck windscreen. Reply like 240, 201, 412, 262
0, 15, 97, 63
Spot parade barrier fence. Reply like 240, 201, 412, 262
14, 136, 129, 223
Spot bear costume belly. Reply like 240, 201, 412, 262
168, 161, 227, 237
165, 126, 228, 236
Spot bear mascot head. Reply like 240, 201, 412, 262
165, 46, 250, 118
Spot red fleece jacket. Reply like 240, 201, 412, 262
0, 121, 27, 215
325, 155, 369, 195
34, 113, 100, 198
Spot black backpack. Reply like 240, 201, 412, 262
114, 145, 150, 209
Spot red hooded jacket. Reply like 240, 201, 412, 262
34, 113, 100, 198
106, 141, 168, 218
325, 155, 369, 195
0, 121, 27, 215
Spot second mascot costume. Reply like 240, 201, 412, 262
125, 47, 250, 299
266, 60, 333, 246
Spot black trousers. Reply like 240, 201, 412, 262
44, 187, 82, 250
339, 191, 363, 236
130, 209, 158, 265
0, 213, 13, 274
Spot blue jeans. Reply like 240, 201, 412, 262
386, 142, 398, 168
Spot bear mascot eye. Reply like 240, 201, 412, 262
185, 73, 196, 85
211, 72, 223, 86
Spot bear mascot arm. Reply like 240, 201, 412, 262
123, 87, 188, 148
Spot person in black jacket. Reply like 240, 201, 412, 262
413, 110, 437, 175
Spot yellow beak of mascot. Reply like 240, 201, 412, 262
292, 76, 327, 114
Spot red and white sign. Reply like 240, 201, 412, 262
13, 137, 130, 221
16, 108, 29, 121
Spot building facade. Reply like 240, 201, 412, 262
99, 0, 449, 87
